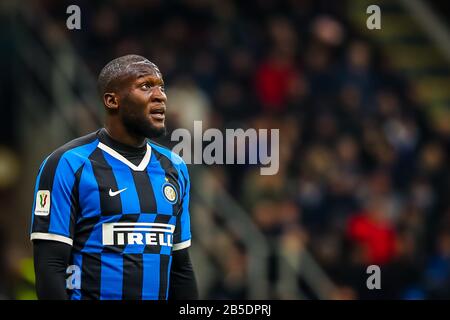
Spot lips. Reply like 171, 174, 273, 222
149, 106, 166, 121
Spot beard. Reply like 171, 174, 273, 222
121, 109, 167, 139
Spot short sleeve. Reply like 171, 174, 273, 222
30, 154, 80, 246
172, 162, 191, 251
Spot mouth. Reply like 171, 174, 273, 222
149, 106, 166, 121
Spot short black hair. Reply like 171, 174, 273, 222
97, 54, 160, 96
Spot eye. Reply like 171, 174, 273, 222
141, 83, 150, 89
160, 85, 165, 92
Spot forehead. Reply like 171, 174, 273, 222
118, 62, 163, 88
127, 61, 162, 78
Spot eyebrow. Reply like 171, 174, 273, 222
135, 75, 164, 84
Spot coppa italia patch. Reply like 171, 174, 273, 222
35, 190, 50, 216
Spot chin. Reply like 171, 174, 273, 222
145, 125, 166, 139
151, 122, 165, 132
123, 115, 166, 139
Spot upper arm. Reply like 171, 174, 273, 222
30, 153, 82, 246
172, 161, 191, 251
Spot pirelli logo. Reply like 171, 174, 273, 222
102, 222, 175, 246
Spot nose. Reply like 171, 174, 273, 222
151, 86, 167, 103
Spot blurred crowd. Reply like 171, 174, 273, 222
1, 0, 449, 299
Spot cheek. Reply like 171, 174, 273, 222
122, 91, 150, 113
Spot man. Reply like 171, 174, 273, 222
30, 54, 198, 300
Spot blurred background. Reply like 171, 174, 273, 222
0, 0, 449, 300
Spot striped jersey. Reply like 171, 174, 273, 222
30, 128, 192, 300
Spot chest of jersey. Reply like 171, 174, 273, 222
78, 148, 182, 217
73, 148, 182, 253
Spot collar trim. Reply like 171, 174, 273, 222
98, 142, 151, 171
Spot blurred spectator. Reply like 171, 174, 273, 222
424, 228, 450, 299
346, 196, 398, 265
254, 48, 301, 113
166, 76, 212, 132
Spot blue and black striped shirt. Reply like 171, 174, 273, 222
30, 128, 191, 300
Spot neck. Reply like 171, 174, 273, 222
104, 119, 146, 148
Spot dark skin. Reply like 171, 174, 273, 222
103, 64, 167, 147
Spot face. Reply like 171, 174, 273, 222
116, 64, 168, 139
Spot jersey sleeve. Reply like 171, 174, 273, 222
30, 153, 80, 246
172, 161, 192, 251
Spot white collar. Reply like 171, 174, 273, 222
97, 142, 152, 171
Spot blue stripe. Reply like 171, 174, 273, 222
165, 255, 173, 300
147, 153, 173, 215
142, 254, 160, 300
179, 174, 191, 243
123, 214, 157, 254
70, 253, 83, 300
48, 160, 76, 237
102, 152, 141, 214
49, 141, 99, 237
176, 162, 191, 243
30, 156, 50, 235
82, 215, 123, 253
160, 215, 177, 256
77, 145, 105, 253
100, 253, 123, 300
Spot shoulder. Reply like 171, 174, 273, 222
148, 140, 188, 171
148, 140, 190, 186
39, 131, 100, 176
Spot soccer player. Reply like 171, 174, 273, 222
30, 55, 198, 300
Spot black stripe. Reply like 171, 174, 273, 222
158, 255, 170, 300
89, 148, 122, 216
122, 254, 143, 300
102, 214, 140, 254
69, 165, 84, 240
152, 149, 181, 215
131, 169, 157, 213
32, 132, 98, 233
173, 210, 182, 245
81, 253, 101, 300
73, 216, 101, 252
143, 214, 172, 254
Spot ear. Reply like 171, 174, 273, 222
103, 92, 119, 111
